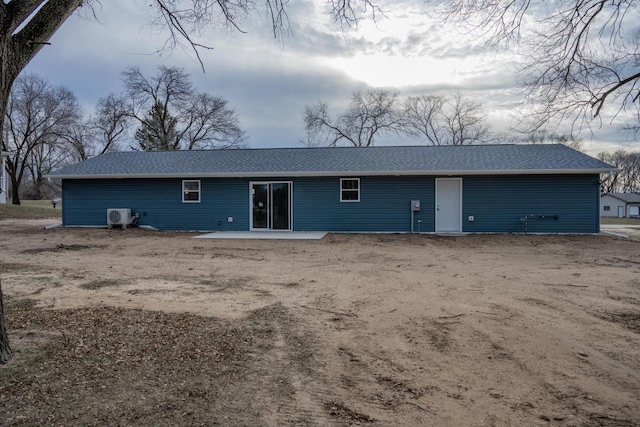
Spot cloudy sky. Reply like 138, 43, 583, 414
22, 0, 638, 156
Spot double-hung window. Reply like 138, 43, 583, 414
182, 180, 201, 203
340, 178, 360, 202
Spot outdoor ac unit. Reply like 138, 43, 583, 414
107, 208, 132, 228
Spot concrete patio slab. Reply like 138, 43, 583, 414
193, 231, 327, 240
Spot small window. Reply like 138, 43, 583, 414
340, 178, 360, 202
603, 206, 610, 211
182, 180, 201, 203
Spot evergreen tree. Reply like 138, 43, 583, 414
134, 102, 179, 151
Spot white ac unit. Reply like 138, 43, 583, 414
107, 208, 133, 228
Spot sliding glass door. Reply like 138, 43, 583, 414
251, 182, 292, 230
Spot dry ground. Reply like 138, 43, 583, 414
0, 219, 639, 426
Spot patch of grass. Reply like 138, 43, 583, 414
0, 199, 62, 220
22, 200, 60, 209
80, 279, 129, 290
601, 217, 640, 225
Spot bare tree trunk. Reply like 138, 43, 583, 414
0, 1, 84, 204
0, 279, 12, 364
9, 171, 20, 205
1, 33, 20, 206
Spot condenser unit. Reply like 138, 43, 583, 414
107, 208, 133, 228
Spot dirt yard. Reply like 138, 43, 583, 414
1, 220, 639, 426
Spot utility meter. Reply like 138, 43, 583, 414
411, 200, 421, 212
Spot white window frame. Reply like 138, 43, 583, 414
603, 205, 611, 211
182, 180, 201, 203
340, 178, 360, 202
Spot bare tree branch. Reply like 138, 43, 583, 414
92, 94, 130, 155
403, 95, 446, 145
444, 93, 489, 145
443, 0, 640, 137
2, 74, 81, 204
124, 66, 245, 150
327, 0, 385, 29
403, 94, 489, 145
304, 89, 402, 147
599, 150, 640, 192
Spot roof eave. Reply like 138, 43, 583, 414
47, 168, 617, 180
601, 194, 627, 202
602, 193, 640, 203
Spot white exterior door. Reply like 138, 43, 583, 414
436, 178, 462, 232
618, 206, 625, 218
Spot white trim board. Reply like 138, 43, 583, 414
47, 168, 615, 180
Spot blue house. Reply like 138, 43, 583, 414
48, 144, 614, 233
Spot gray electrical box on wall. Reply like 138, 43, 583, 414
411, 200, 421, 211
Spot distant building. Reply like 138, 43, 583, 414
0, 151, 10, 204
601, 193, 640, 218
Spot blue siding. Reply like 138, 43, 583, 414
462, 174, 600, 233
293, 176, 434, 232
63, 178, 250, 231
62, 174, 600, 233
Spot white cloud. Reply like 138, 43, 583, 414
21, 0, 637, 152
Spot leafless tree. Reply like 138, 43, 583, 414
54, 95, 127, 163
91, 94, 130, 156
0, 0, 382, 157
599, 150, 640, 193
57, 121, 96, 162
444, 94, 490, 145
304, 88, 403, 147
124, 66, 246, 150
125, 65, 187, 150
23, 133, 68, 199
517, 129, 583, 151
403, 95, 446, 145
403, 94, 489, 145
0, 0, 383, 365
2, 74, 81, 205
326, 0, 384, 29
443, 0, 640, 137
182, 93, 247, 149
305, 91, 490, 147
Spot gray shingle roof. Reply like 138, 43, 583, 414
48, 144, 615, 179
604, 192, 640, 203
